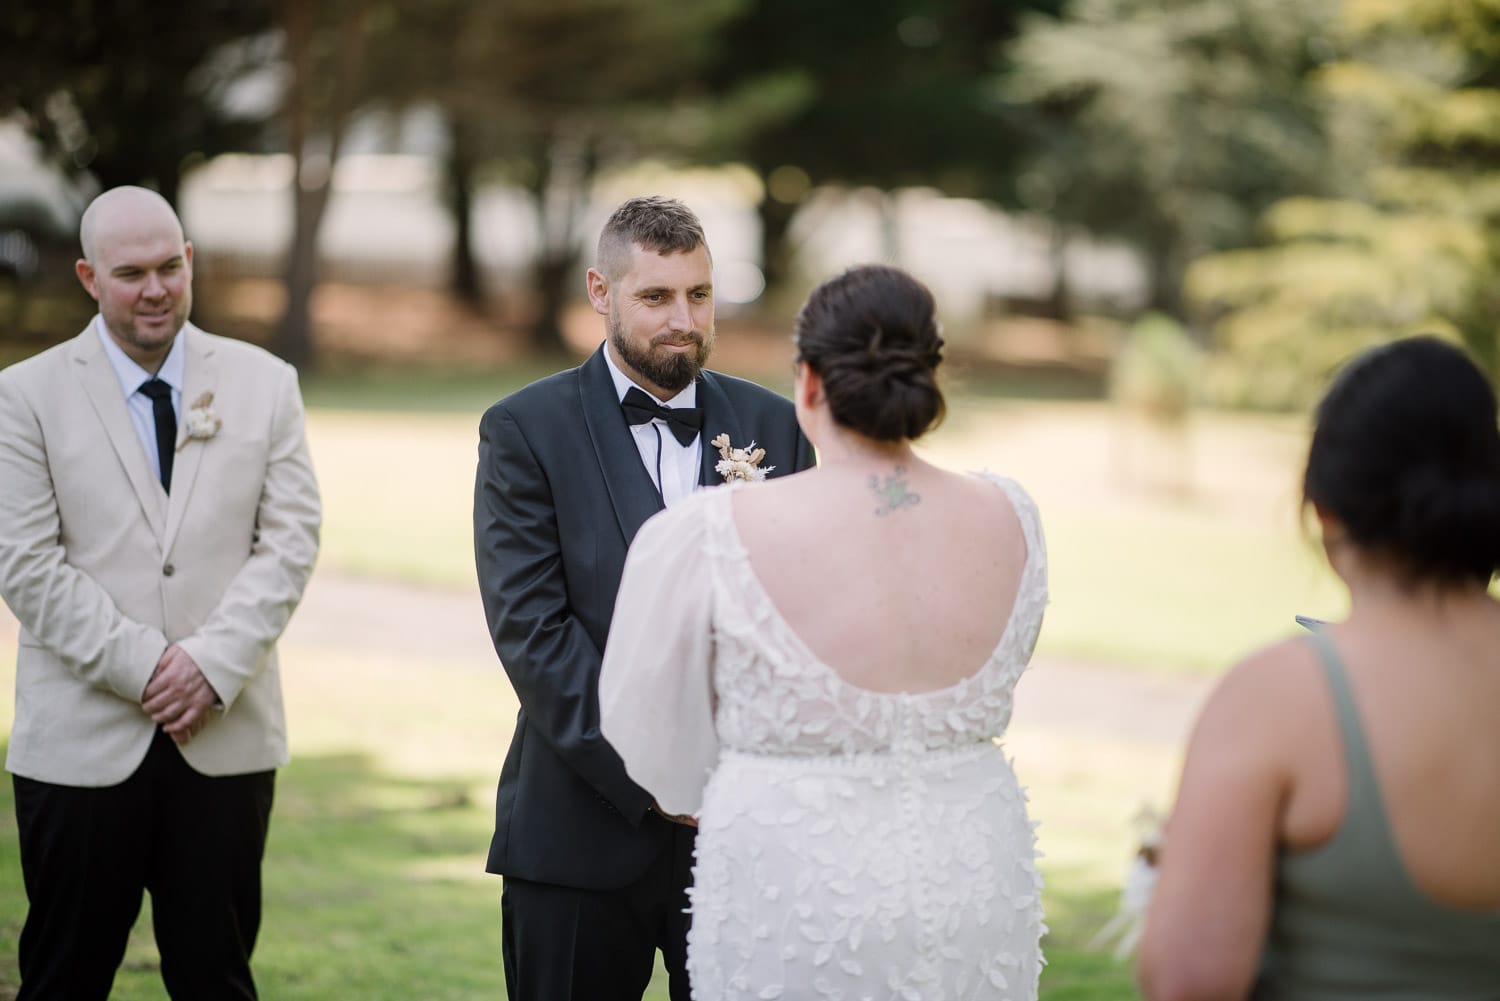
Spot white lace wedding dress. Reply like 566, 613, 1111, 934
600, 474, 1048, 1001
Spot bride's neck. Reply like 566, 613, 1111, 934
810, 426, 918, 473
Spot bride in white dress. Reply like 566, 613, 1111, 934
600, 264, 1048, 1001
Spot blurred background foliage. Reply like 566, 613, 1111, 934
1189, 0, 1500, 406
0, 0, 1496, 407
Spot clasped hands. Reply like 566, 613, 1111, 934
141, 644, 220, 745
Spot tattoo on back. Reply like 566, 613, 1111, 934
869, 465, 921, 516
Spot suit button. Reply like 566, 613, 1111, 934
163, 564, 175, 577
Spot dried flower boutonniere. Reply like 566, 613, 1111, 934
177, 391, 222, 451
712, 433, 774, 483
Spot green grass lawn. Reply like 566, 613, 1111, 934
0, 643, 1157, 1000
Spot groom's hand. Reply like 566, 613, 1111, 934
651, 802, 698, 828
142, 645, 220, 745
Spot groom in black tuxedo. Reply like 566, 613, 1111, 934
473, 196, 814, 1000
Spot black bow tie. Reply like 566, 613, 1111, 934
620, 386, 702, 446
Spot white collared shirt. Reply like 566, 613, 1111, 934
603, 346, 701, 508
95, 315, 185, 482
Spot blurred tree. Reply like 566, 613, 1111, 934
271, 0, 377, 371
696, 0, 1060, 290
498, 0, 743, 352
0, 0, 276, 210
1004, 0, 1338, 317
1187, 0, 1500, 406
349, 0, 499, 309
357, 0, 743, 351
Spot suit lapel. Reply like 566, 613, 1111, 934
70, 328, 168, 541
162, 326, 214, 555
696, 370, 747, 488
578, 346, 665, 545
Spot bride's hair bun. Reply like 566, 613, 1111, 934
793, 265, 945, 442
1304, 336, 1500, 584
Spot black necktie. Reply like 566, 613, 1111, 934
620, 386, 702, 446
138, 378, 176, 492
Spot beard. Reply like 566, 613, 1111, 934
609, 314, 715, 394
106, 289, 192, 357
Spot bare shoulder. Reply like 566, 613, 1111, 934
724, 472, 823, 544
1191, 637, 1324, 757
1224, 635, 1318, 691
962, 469, 1038, 515
726, 473, 810, 516
933, 469, 1037, 545
964, 468, 1026, 494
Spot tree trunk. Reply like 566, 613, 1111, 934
1045, 222, 1072, 322
276, 176, 333, 371
445, 109, 485, 308
877, 189, 902, 266
272, 0, 315, 368
1146, 235, 1186, 320
757, 193, 797, 292
531, 255, 573, 356
271, 0, 369, 371
529, 125, 595, 356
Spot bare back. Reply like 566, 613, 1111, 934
729, 460, 1030, 694
1278, 601, 1500, 910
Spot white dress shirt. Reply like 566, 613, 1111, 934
95, 315, 185, 484
604, 347, 701, 508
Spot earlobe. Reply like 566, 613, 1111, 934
585, 268, 610, 317
1314, 506, 1347, 547
75, 259, 98, 300
796, 363, 823, 410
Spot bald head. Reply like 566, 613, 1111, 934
79, 186, 184, 264
76, 186, 194, 369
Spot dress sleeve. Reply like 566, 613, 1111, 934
599, 493, 720, 817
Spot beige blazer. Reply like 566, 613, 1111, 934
0, 322, 321, 786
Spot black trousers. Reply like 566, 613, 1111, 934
12, 727, 276, 1001
501, 819, 696, 1001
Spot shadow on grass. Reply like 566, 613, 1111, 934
234, 752, 506, 1001
0, 748, 507, 1001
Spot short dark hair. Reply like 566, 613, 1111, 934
597, 196, 708, 281
1304, 335, 1500, 585
794, 264, 946, 442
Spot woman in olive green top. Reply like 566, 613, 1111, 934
1139, 337, 1500, 1001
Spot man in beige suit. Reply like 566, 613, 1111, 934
0, 186, 321, 1000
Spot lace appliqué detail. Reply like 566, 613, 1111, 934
686, 474, 1049, 1000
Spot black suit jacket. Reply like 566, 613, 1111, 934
474, 344, 815, 889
